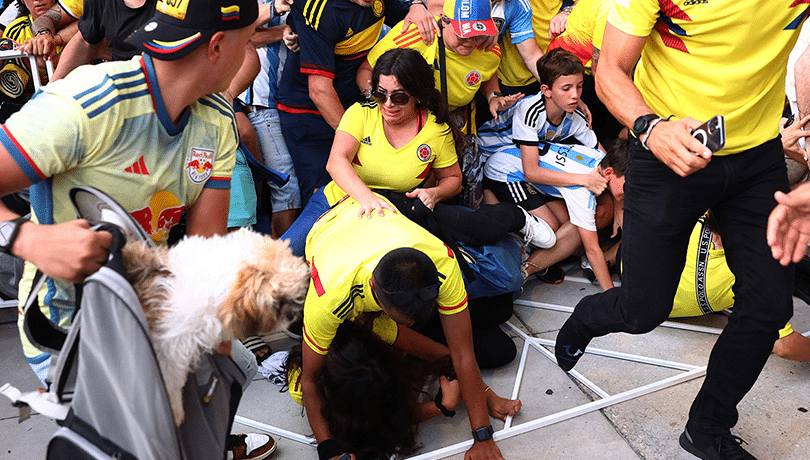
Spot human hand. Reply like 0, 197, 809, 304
477, 34, 499, 52
13, 220, 113, 283
582, 168, 608, 195
548, 11, 570, 39
768, 184, 810, 265
282, 26, 299, 52
465, 438, 504, 460
440, 375, 461, 411
643, 117, 712, 177
406, 188, 438, 210
357, 196, 397, 218
489, 92, 523, 119
19, 34, 58, 62
577, 99, 593, 126
402, 3, 438, 46
780, 114, 810, 161
485, 388, 521, 421
274, 0, 293, 15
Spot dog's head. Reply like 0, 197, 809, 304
219, 229, 309, 338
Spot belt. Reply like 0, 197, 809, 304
244, 104, 270, 113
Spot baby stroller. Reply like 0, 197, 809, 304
2, 187, 246, 460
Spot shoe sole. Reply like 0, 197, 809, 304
679, 430, 713, 460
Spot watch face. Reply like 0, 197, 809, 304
0, 220, 19, 249
633, 117, 649, 136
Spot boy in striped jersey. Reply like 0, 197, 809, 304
0, 0, 257, 384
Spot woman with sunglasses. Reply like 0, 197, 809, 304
322, 47, 465, 219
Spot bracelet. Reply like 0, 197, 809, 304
434, 388, 456, 418
409, 0, 427, 8
484, 385, 491, 393
317, 439, 344, 460
487, 91, 502, 103
35, 29, 54, 37
640, 117, 664, 151
560, 6, 573, 13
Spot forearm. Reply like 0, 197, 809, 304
796, 43, 810, 117
309, 77, 345, 130
516, 39, 543, 83
224, 45, 260, 101
32, 5, 74, 34
250, 25, 288, 48
429, 175, 462, 202
185, 188, 229, 236
51, 30, 98, 81
581, 230, 614, 291
524, 163, 590, 187
302, 378, 334, 442
480, 75, 501, 100
325, 149, 377, 203
355, 60, 373, 98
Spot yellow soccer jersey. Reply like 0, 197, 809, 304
609, 0, 808, 154
367, 20, 501, 111
549, 0, 611, 72
57, 0, 83, 19
7, 55, 237, 360
322, 101, 458, 204
302, 196, 468, 355
530, 0, 562, 53
670, 217, 793, 338
498, 36, 535, 88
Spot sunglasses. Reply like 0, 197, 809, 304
371, 89, 412, 106
378, 282, 440, 306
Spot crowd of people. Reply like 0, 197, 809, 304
1, 0, 810, 459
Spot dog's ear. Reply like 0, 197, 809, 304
218, 236, 309, 338
122, 241, 172, 325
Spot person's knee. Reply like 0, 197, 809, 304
473, 327, 517, 369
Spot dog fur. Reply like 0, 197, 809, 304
122, 228, 309, 426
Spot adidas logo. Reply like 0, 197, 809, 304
361, 137, 372, 146
125, 156, 149, 175
683, 0, 707, 4
346, 27, 354, 37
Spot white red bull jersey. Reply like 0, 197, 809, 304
4, 54, 237, 361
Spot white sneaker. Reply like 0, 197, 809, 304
518, 206, 556, 249
226, 433, 277, 460
580, 256, 596, 284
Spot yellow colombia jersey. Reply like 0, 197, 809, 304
498, 37, 534, 88
669, 217, 793, 338
322, 101, 458, 204
57, 0, 83, 19
7, 55, 237, 360
367, 20, 501, 111
609, 0, 808, 155
549, 0, 611, 73
302, 196, 468, 355
498, 0, 561, 87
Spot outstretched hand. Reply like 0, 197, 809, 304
768, 184, 810, 265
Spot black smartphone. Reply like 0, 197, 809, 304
691, 115, 725, 153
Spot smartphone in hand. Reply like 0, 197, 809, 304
691, 115, 725, 153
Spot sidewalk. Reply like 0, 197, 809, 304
2, 269, 809, 459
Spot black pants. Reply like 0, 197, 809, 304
417, 293, 517, 369
570, 137, 793, 433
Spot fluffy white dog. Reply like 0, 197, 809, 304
122, 228, 309, 425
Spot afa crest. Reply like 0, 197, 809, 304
373, 0, 384, 17
417, 144, 432, 162
465, 71, 481, 86
186, 147, 215, 183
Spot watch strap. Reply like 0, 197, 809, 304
471, 425, 494, 442
0, 216, 28, 254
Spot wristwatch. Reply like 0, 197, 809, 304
0, 217, 28, 254
631, 114, 659, 139
408, 0, 427, 8
471, 425, 494, 442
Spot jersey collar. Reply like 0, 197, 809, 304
141, 54, 191, 136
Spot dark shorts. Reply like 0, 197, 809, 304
483, 177, 559, 212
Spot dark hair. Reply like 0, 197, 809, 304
372, 247, 439, 327
536, 48, 584, 89
601, 137, 629, 177
371, 48, 467, 153
284, 318, 454, 460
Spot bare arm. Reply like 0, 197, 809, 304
796, 41, 810, 118
250, 24, 289, 48
356, 59, 373, 100
520, 144, 607, 194
308, 74, 345, 130
185, 188, 229, 237
50, 29, 100, 82
325, 130, 397, 218
222, 44, 261, 102
514, 39, 543, 83
481, 75, 522, 119
21, 4, 76, 61
301, 345, 347, 457
578, 227, 613, 291
595, 23, 710, 177
405, 163, 462, 209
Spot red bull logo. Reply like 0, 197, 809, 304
130, 190, 185, 244
465, 71, 481, 86
186, 147, 215, 184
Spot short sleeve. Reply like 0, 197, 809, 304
431, 125, 458, 170
336, 103, 367, 142
436, 248, 468, 316
607, 0, 660, 38
506, 0, 534, 44
57, 0, 83, 19
77, 0, 105, 45
1, 90, 87, 183
511, 98, 541, 146
293, 7, 339, 79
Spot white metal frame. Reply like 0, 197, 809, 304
0, 49, 53, 91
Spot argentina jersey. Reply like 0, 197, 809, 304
512, 93, 596, 147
